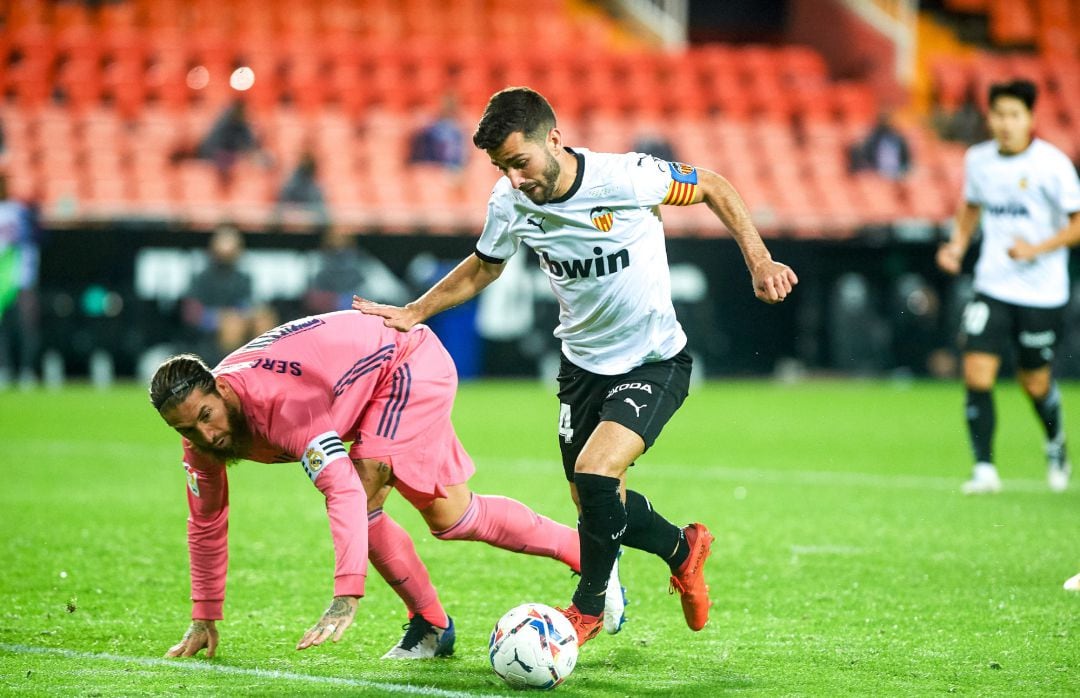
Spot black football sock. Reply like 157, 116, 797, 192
572, 472, 625, 617
965, 388, 995, 464
623, 489, 689, 571
1031, 381, 1064, 443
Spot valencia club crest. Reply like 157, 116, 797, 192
590, 206, 614, 232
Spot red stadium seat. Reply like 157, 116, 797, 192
989, 0, 1037, 45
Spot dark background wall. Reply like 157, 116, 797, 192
688, 0, 789, 42
37, 225, 974, 380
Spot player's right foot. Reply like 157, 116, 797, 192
961, 462, 1002, 495
604, 549, 628, 635
556, 604, 603, 647
669, 522, 714, 631
1046, 439, 1070, 493
381, 615, 455, 659
1064, 573, 1080, 591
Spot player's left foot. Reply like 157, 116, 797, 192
669, 522, 714, 631
604, 549, 628, 635
381, 615, 455, 659
1046, 439, 1070, 493
1064, 573, 1080, 591
556, 604, 603, 647
961, 462, 1002, 495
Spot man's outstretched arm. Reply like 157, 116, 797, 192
693, 168, 798, 303
354, 253, 504, 331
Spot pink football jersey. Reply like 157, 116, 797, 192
180, 310, 434, 619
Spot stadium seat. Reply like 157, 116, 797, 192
902, 177, 952, 222
40, 176, 84, 218
85, 176, 134, 213
989, 0, 1037, 45
176, 160, 226, 205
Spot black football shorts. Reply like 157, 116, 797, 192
960, 292, 1065, 369
555, 349, 692, 482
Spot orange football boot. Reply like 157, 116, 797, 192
556, 604, 604, 647
668, 522, 715, 631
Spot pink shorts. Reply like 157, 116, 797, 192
348, 327, 475, 509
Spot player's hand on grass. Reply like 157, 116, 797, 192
352, 297, 421, 332
751, 259, 798, 304
1007, 236, 1038, 262
936, 242, 964, 274
165, 619, 218, 659
296, 595, 358, 650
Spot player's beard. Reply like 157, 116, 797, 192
196, 400, 253, 465
523, 151, 561, 204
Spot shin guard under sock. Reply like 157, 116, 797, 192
572, 473, 625, 616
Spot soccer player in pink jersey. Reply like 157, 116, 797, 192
150, 310, 615, 659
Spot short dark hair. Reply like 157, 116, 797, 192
988, 79, 1037, 111
472, 87, 557, 151
150, 353, 215, 411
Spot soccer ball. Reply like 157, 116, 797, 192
488, 603, 578, 690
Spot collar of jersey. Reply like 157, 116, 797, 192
547, 148, 585, 205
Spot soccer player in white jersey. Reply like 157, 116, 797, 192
356, 86, 797, 645
936, 79, 1080, 496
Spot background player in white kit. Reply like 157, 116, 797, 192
357, 86, 797, 645
936, 79, 1080, 496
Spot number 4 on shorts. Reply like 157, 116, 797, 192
559, 403, 574, 444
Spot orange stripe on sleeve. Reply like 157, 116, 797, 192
662, 181, 698, 206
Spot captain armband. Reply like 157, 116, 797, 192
660, 162, 699, 206
300, 432, 348, 483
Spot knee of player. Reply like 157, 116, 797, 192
573, 454, 627, 479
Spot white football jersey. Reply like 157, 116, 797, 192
476, 148, 699, 375
964, 138, 1080, 307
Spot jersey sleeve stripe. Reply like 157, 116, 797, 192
474, 248, 505, 264
333, 345, 396, 396
661, 181, 697, 206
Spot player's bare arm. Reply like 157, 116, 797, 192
354, 253, 504, 331
1008, 210, 1080, 261
694, 168, 798, 303
296, 595, 359, 650
165, 619, 218, 659
937, 201, 980, 274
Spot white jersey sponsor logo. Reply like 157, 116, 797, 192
964, 139, 1080, 308
477, 148, 689, 375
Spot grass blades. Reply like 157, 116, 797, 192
1, 380, 1078, 695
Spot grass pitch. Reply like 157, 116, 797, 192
1, 379, 1078, 696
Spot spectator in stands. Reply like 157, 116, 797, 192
850, 112, 911, 180
0, 174, 40, 389
933, 88, 989, 146
273, 149, 329, 226
302, 227, 409, 315
196, 99, 269, 187
181, 224, 278, 363
408, 94, 467, 171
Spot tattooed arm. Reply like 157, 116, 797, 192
165, 619, 219, 658
295, 596, 360, 650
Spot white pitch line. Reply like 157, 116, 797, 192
0, 644, 501, 698
5, 439, 1061, 494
